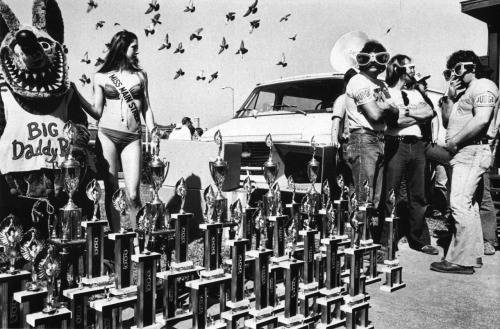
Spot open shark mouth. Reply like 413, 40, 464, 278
0, 45, 68, 98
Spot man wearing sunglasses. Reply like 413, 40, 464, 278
381, 54, 438, 257
430, 50, 499, 275
344, 40, 399, 244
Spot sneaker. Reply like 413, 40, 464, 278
474, 257, 483, 269
430, 260, 474, 275
421, 245, 439, 255
484, 242, 496, 256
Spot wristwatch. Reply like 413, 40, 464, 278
405, 107, 410, 117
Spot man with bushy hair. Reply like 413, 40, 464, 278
430, 50, 498, 274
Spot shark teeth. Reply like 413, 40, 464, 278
32, 73, 37, 80
41, 72, 45, 77
25, 73, 29, 80
40, 86, 46, 92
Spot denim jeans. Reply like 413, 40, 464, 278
424, 142, 452, 214
345, 131, 384, 235
479, 169, 499, 246
446, 145, 491, 267
381, 139, 430, 249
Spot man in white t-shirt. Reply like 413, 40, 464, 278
381, 54, 438, 257
169, 117, 194, 141
344, 40, 398, 244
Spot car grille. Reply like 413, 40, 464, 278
240, 142, 269, 174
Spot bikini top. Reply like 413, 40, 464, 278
103, 82, 143, 100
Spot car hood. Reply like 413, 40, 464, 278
201, 112, 333, 145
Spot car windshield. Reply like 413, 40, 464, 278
236, 78, 344, 118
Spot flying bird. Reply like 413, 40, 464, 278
184, 0, 195, 13
174, 69, 185, 80
280, 14, 291, 22
218, 37, 228, 54
235, 40, 248, 58
385, 25, 395, 35
145, 0, 159, 14
151, 13, 162, 25
79, 74, 91, 86
209, 71, 218, 83
277, 53, 287, 67
81, 52, 90, 64
87, 0, 98, 13
225, 12, 236, 24
289, 34, 297, 41
114, 22, 121, 26
243, 0, 258, 17
145, 23, 155, 37
190, 28, 203, 41
196, 70, 206, 81
249, 20, 260, 34
158, 34, 171, 50
174, 42, 185, 54
95, 57, 105, 66
95, 21, 105, 29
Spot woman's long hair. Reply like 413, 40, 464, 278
97, 30, 141, 73
385, 54, 411, 88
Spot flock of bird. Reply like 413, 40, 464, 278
80, 0, 296, 86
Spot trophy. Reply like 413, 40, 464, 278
255, 206, 267, 251
243, 176, 255, 208
36, 245, 61, 314
390, 189, 396, 218
301, 194, 311, 229
263, 133, 279, 216
20, 228, 45, 290
86, 179, 102, 222
142, 204, 157, 254
0, 215, 23, 274
306, 136, 320, 216
209, 130, 229, 222
273, 182, 283, 216
326, 202, 336, 237
112, 188, 132, 233
363, 180, 372, 207
203, 185, 216, 224
322, 180, 331, 210
288, 176, 297, 204
349, 193, 361, 247
148, 144, 170, 206
58, 121, 83, 241
337, 174, 349, 201
176, 178, 187, 214
230, 199, 243, 240
285, 214, 299, 261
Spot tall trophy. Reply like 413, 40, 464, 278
176, 178, 187, 214
243, 176, 255, 208
86, 179, 102, 222
209, 130, 229, 222
285, 214, 299, 261
147, 144, 170, 230
36, 245, 61, 314
255, 205, 267, 251
242, 176, 256, 246
263, 133, 279, 217
20, 228, 45, 291
230, 199, 243, 240
306, 136, 320, 217
112, 188, 132, 233
58, 121, 83, 241
0, 215, 23, 274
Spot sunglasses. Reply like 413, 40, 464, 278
443, 62, 475, 81
356, 52, 391, 66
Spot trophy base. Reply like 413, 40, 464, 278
226, 299, 250, 311
6, 268, 20, 275
109, 285, 137, 297
277, 314, 305, 327
27, 284, 41, 292
81, 276, 110, 286
170, 260, 194, 272
320, 287, 345, 297
299, 281, 319, 293
200, 268, 225, 280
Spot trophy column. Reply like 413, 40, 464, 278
357, 204, 381, 285
277, 260, 308, 329
81, 220, 108, 285
0, 271, 30, 328
298, 229, 320, 324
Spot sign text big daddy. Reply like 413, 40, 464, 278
10, 121, 68, 163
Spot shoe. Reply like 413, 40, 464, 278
421, 245, 439, 255
474, 257, 483, 269
484, 242, 496, 256
430, 260, 474, 274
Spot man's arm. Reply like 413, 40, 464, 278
358, 99, 398, 121
331, 117, 341, 148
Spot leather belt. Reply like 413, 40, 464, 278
470, 138, 490, 145
349, 128, 384, 137
385, 135, 422, 144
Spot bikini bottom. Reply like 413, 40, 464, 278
98, 127, 141, 153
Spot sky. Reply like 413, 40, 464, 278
5, 0, 488, 129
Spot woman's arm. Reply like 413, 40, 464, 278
73, 76, 104, 121
140, 71, 157, 132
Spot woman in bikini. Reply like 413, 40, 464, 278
76, 30, 160, 236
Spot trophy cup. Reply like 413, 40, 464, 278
0, 215, 23, 274
20, 228, 45, 291
326, 202, 336, 238
230, 199, 243, 240
242, 176, 256, 247
176, 178, 187, 214
209, 130, 229, 222
36, 245, 61, 314
112, 188, 132, 233
263, 134, 279, 217
204, 185, 216, 224
138, 204, 157, 255
147, 146, 170, 230
58, 121, 83, 242
338, 174, 349, 201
